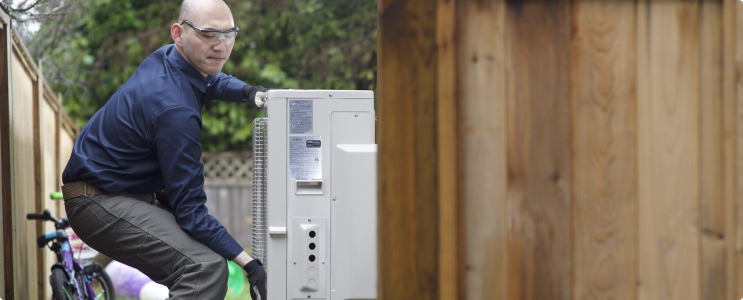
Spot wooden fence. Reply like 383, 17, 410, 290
0, 9, 80, 300
202, 152, 254, 249
378, 0, 743, 300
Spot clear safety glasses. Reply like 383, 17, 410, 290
181, 20, 239, 46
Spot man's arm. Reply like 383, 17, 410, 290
233, 251, 253, 267
206, 73, 268, 109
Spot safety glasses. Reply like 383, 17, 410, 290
181, 20, 239, 46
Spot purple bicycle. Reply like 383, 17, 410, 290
27, 194, 115, 300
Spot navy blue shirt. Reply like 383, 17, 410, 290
63, 44, 264, 260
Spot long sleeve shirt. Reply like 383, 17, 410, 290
63, 44, 265, 260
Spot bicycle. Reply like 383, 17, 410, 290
27, 192, 115, 300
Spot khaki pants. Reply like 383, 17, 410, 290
65, 192, 228, 300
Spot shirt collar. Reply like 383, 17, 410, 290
167, 45, 214, 93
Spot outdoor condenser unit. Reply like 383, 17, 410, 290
252, 90, 377, 300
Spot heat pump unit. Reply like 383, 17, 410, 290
252, 90, 377, 300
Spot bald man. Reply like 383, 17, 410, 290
62, 0, 267, 299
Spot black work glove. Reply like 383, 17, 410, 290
244, 259, 267, 300
242, 85, 268, 110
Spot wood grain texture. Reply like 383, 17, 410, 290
725, 0, 743, 298
459, 0, 508, 299
435, 0, 463, 298
33, 54, 44, 300
12, 52, 39, 300
738, 1, 743, 297
378, 0, 439, 299
637, 1, 701, 299
699, 1, 725, 299
0, 22, 9, 300
722, 1, 740, 299
570, 1, 637, 300
41, 101, 57, 300
54, 94, 61, 218
505, 1, 572, 299
59, 129, 74, 219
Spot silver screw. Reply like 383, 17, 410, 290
332, 197, 336, 201
354, 114, 358, 117
322, 261, 325, 264
329, 93, 333, 98
308, 218, 311, 222
307, 295, 311, 298
294, 261, 297, 265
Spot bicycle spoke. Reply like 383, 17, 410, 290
63, 286, 72, 299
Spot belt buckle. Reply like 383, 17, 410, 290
84, 182, 95, 197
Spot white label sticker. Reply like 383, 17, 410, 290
290, 100, 313, 134
289, 136, 322, 180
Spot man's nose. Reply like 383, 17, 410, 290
212, 38, 227, 51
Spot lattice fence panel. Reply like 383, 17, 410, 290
202, 152, 253, 185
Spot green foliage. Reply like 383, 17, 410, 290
27, 0, 376, 151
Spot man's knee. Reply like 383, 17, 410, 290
197, 253, 229, 284
206, 257, 228, 278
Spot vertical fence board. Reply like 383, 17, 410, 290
0, 20, 9, 300
202, 185, 253, 248
700, 1, 725, 299
11, 50, 38, 300
637, 1, 701, 299
570, 1, 638, 300
435, 0, 462, 298
59, 128, 74, 218
54, 95, 62, 217
505, 1, 572, 299
32, 52, 44, 300
721, 0, 740, 298
726, 0, 743, 298
459, 0, 508, 299
41, 100, 57, 300
378, 0, 439, 298
218, 188, 231, 238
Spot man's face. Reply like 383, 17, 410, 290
178, 7, 235, 76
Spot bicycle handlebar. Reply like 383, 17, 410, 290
26, 209, 67, 229
26, 212, 45, 220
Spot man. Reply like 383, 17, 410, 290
61, 0, 268, 299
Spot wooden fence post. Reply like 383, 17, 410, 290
0, 14, 12, 300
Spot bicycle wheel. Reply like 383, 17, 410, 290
50, 268, 74, 300
86, 269, 115, 300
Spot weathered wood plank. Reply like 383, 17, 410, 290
459, 0, 508, 299
41, 100, 57, 300
0, 20, 10, 300
738, 0, 743, 297
724, 0, 743, 298
435, 0, 462, 298
637, 1, 701, 299
699, 1, 725, 299
12, 50, 40, 300
33, 52, 44, 300
378, 0, 439, 298
54, 95, 61, 218
505, 1, 572, 299
571, 1, 638, 300
59, 128, 75, 219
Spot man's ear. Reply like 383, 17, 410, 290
171, 23, 183, 47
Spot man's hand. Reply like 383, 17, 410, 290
242, 85, 268, 109
244, 259, 267, 300
255, 91, 267, 109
